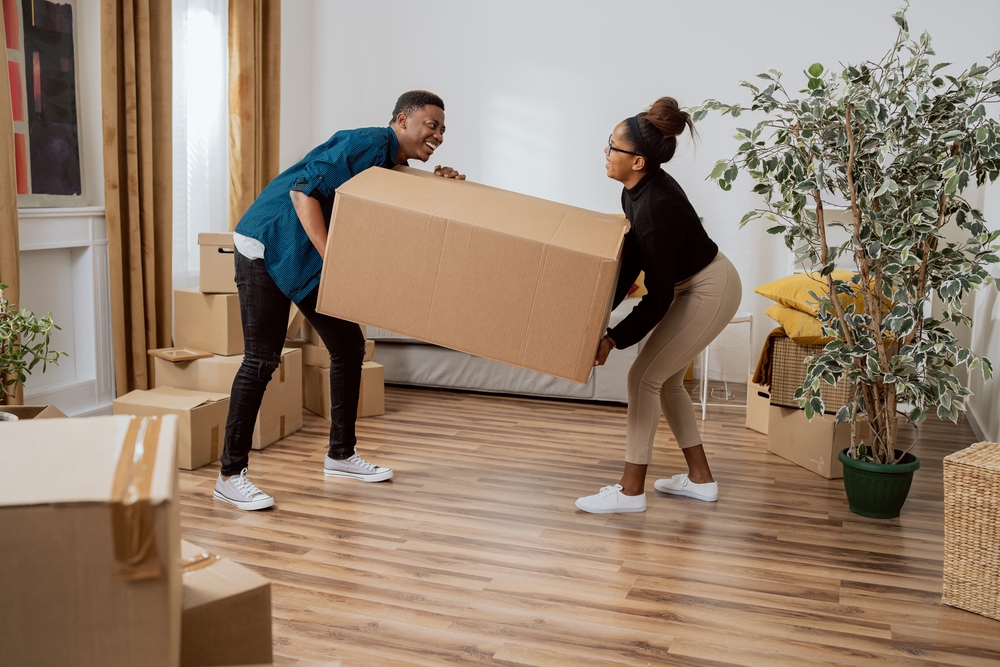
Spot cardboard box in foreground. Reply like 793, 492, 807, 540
114, 386, 229, 470
150, 347, 302, 450
0, 415, 182, 667
181, 539, 272, 667
317, 166, 628, 384
746, 374, 770, 435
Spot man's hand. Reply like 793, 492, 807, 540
434, 165, 466, 180
594, 336, 616, 367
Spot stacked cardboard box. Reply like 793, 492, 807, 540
0, 415, 277, 665
287, 312, 385, 420
149, 346, 303, 451
135, 234, 303, 462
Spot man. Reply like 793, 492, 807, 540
213, 90, 464, 510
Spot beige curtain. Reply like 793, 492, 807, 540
228, 0, 280, 230
0, 7, 22, 405
101, 0, 173, 395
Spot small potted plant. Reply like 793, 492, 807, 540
696, 6, 999, 518
0, 283, 66, 421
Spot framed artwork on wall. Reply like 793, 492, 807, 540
4, 0, 84, 207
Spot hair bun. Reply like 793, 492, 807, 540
643, 97, 693, 139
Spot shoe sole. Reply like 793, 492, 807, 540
653, 485, 718, 502
324, 468, 394, 482
213, 490, 275, 510
574, 500, 646, 514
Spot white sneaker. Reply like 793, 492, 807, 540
324, 453, 393, 482
653, 474, 718, 502
213, 468, 275, 510
575, 484, 646, 514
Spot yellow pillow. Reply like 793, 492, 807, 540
765, 304, 832, 345
628, 271, 647, 299
755, 270, 857, 316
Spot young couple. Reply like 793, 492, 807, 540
213, 90, 740, 516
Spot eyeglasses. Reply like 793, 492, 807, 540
607, 134, 642, 157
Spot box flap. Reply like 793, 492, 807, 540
341, 167, 628, 259
116, 386, 230, 410
180, 539, 270, 609
198, 232, 235, 246
0, 405, 67, 419
0, 415, 178, 507
148, 347, 214, 363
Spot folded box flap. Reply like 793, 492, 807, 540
181, 539, 270, 610
0, 415, 178, 507
117, 386, 230, 410
148, 347, 214, 363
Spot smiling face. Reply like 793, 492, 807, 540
604, 121, 646, 187
393, 104, 446, 163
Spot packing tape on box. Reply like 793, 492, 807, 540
182, 550, 222, 574
110, 416, 162, 582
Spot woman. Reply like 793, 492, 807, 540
575, 97, 742, 514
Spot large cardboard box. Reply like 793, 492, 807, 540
150, 347, 302, 450
198, 232, 237, 294
746, 374, 770, 435
0, 404, 67, 419
316, 166, 628, 384
181, 539, 272, 667
303, 361, 384, 419
175, 288, 244, 356
114, 387, 230, 470
0, 415, 182, 667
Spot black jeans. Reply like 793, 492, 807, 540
220, 249, 366, 476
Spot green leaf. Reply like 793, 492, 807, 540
710, 160, 729, 180
808, 63, 824, 78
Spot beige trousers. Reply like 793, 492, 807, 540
625, 253, 742, 465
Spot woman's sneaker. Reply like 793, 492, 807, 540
213, 468, 275, 510
575, 484, 646, 514
324, 453, 393, 482
653, 474, 718, 502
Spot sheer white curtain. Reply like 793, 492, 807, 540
172, 0, 229, 290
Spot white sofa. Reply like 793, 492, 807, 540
367, 299, 645, 403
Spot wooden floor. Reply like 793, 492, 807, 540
178, 385, 1000, 666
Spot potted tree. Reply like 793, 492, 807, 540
696, 6, 999, 518
0, 283, 66, 421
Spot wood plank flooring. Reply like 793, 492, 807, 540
178, 385, 1000, 666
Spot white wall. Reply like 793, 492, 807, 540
281, 0, 1000, 387
78, 0, 103, 207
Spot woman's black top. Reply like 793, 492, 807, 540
606, 168, 719, 350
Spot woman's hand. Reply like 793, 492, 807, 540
434, 165, 466, 179
594, 335, 616, 366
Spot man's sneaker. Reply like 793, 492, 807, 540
575, 484, 646, 514
213, 468, 275, 510
324, 453, 393, 482
653, 474, 719, 502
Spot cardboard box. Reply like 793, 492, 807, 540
746, 374, 770, 435
114, 387, 230, 470
316, 166, 628, 384
0, 415, 182, 667
767, 405, 847, 478
180, 539, 272, 667
150, 347, 302, 450
175, 289, 244, 356
299, 318, 324, 347
285, 337, 374, 367
303, 361, 384, 419
0, 404, 67, 419
198, 232, 238, 294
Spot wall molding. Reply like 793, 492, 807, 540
18, 206, 114, 416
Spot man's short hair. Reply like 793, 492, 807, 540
390, 90, 445, 123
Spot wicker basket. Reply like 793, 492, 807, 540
769, 336, 850, 414
942, 441, 1000, 621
